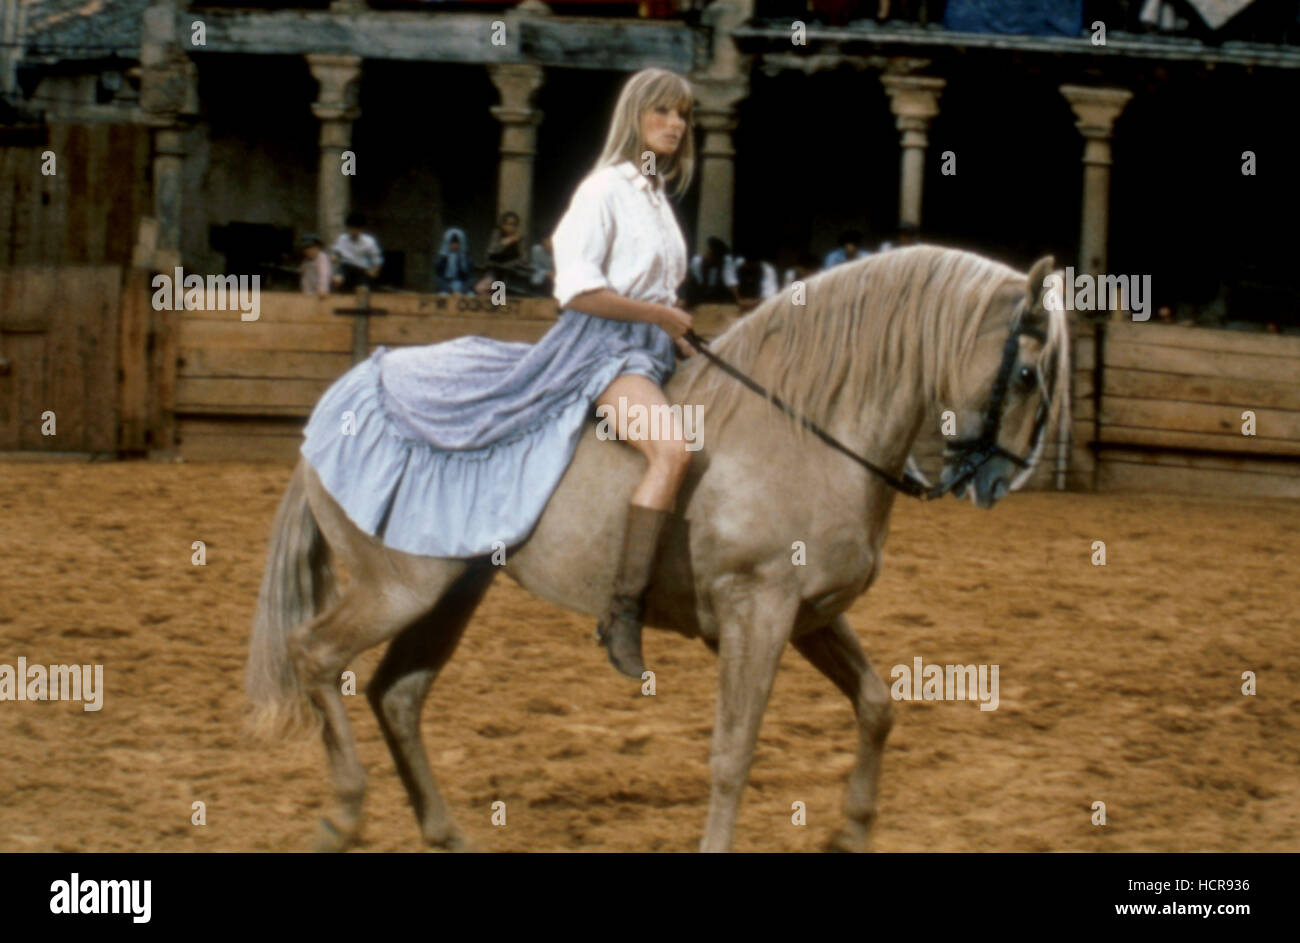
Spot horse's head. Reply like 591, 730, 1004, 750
937, 255, 1068, 508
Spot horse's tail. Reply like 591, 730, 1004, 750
244, 459, 337, 742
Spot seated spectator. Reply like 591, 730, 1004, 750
685, 236, 740, 306
878, 221, 921, 253
299, 234, 333, 297
823, 229, 868, 269
782, 252, 822, 290
434, 226, 475, 295
332, 212, 384, 292
732, 249, 780, 311
475, 211, 530, 296
530, 236, 555, 297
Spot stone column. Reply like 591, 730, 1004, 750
1060, 85, 1132, 286
690, 76, 748, 250
140, 1, 198, 270
308, 54, 362, 246
880, 73, 945, 230
487, 63, 544, 241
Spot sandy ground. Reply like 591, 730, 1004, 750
0, 461, 1296, 852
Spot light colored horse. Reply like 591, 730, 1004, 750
246, 245, 1070, 852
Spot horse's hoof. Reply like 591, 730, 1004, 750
825, 827, 873, 853
425, 828, 478, 853
314, 817, 360, 853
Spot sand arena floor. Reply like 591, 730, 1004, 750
0, 461, 1296, 852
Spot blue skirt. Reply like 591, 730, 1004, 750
299, 309, 678, 558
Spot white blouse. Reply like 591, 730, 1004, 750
550, 160, 688, 310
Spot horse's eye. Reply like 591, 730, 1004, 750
1016, 365, 1036, 392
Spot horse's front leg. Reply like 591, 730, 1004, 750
700, 573, 798, 853
793, 614, 893, 852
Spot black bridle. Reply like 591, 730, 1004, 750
682, 309, 1056, 501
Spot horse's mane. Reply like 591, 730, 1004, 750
675, 245, 1071, 447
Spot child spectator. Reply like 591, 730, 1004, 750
434, 227, 475, 295
299, 234, 334, 297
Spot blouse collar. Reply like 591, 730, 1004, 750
616, 160, 663, 207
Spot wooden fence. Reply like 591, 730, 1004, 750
6, 270, 1297, 500
175, 292, 745, 462
1078, 321, 1300, 499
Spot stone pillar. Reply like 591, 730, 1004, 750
308, 54, 362, 246
1060, 85, 1132, 284
690, 76, 748, 250
487, 63, 544, 241
140, 1, 198, 270
880, 73, 945, 230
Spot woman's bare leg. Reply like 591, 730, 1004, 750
592, 373, 690, 677
594, 373, 691, 509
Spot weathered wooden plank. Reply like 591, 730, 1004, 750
187, 10, 698, 71
370, 315, 551, 347
103, 125, 142, 268
1104, 341, 1299, 384
1098, 460, 1300, 499
178, 432, 303, 463
84, 124, 111, 264
8, 333, 45, 449
1097, 448, 1300, 475
84, 267, 122, 452
1103, 367, 1300, 412
1108, 320, 1300, 359
177, 377, 332, 411
180, 348, 353, 381
118, 269, 152, 450
0, 147, 15, 265
182, 292, 561, 324
9, 146, 38, 266
178, 319, 353, 353
42, 127, 71, 266
1102, 397, 1300, 441
62, 125, 90, 263
177, 403, 314, 418
44, 266, 83, 448
180, 417, 306, 438
150, 298, 179, 454
1098, 425, 1300, 457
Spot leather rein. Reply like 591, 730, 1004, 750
681, 309, 1055, 502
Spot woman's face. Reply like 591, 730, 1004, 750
501, 216, 518, 235
640, 103, 688, 158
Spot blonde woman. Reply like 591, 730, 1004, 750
299, 68, 697, 680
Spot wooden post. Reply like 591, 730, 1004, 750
333, 285, 387, 364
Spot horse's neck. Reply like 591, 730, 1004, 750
675, 331, 927, 486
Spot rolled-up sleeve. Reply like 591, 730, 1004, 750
551, 175, 615, 309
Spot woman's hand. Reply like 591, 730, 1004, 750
654, 303, 696, 356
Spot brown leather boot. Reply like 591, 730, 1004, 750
596, 504, 670, 679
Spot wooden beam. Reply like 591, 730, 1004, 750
185, 11, 699, 71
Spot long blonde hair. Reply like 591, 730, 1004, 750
591, 68, 696, 199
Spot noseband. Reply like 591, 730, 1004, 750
683, 308, 1055, 502
938, 310, 1056, 497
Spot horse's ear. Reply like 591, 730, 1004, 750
1025, 255, 1056, 313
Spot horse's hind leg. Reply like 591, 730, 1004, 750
290, 561, 469, 852
793, 615, 893, 852
367, 564, 495, 852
